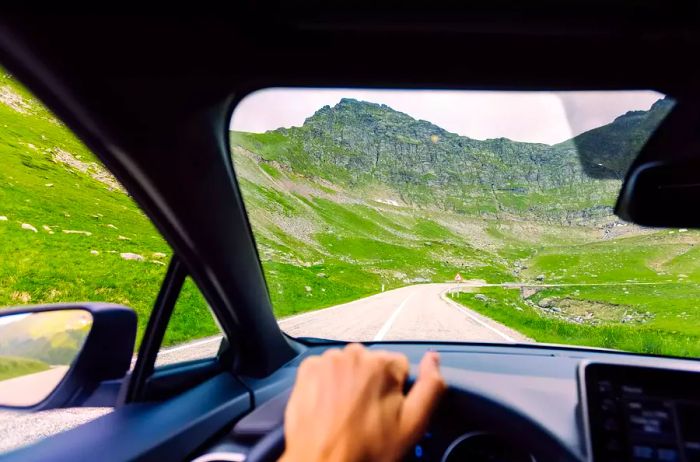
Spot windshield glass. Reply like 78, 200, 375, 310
229, 89, 698, 358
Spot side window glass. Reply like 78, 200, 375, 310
0, 70, 223, 451
155, 277, 225, 368
0, 69, 170, 344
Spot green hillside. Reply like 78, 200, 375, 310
0, 72, 218, 347
230, 97, 700, 357
231, 139, 597, 316
1, 68, 697, 358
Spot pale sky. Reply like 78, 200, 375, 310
230, 88, 664, 145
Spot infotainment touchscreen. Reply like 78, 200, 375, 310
580, 363, 700, 462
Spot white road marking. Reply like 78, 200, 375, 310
441, 290, 517, 342
277, 288, 405, 326
373, 292, 414, 341
156, 336, 223, 356
159, 283, 517, 357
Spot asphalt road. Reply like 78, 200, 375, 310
0, 366, 69, 407
280, 282, 529, 342
0, 282, 528, 453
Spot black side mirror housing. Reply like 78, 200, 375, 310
0, 303, 136, 411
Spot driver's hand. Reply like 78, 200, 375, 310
279, 344, 446, 462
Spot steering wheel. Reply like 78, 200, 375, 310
243, 383, 582, 462
245, 427, 286, 462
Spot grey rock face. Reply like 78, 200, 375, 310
239, 97, 671, 222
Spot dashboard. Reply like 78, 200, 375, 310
193, 343, 700, 462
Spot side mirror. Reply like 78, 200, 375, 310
0, 303, 136, 410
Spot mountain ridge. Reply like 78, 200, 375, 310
232, 96, 672, 222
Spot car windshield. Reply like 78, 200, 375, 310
229, 88, 698, 358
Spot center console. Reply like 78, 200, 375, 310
580, 362, 700, 462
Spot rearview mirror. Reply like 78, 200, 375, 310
0, 304, 136, 410
616, 160, 700, 228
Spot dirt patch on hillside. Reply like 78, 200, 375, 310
278, 177, 357, 204
249, 210, 309, 243
436, 216, 499, 250
599, 221, 655, 240
501, 218, 598, 244
532, 297, 653, 325
0, 86, 31, 114
52, 149, 124, 192
234, 146, 361, 205
646, 242, 697, 273
646, 230, 700, 273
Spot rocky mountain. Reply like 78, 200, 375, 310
225, 95, 686, 315
556, 97, 673, 179
232, 96, 672, 222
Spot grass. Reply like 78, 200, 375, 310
519, 232, 700, 338
0, 72, 216, 349
0, 355, 49, 381
230, 154, 516, 316
450, 287, 700, 357
161, 278, 223, 347
264, 261, 385, 318
528, 284, 700, 335
248, 192, 514, 317
232, 127, 700, 358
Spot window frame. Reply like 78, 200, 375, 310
125, 255, 230, 403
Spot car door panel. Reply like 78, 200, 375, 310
0, 373, 251, 462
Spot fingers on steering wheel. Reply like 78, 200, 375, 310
400, 352, 447, 445
384, 352, 411, 384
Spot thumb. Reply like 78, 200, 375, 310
399, 351, 447, 446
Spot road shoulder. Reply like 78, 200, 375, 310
441, 288, 532, 343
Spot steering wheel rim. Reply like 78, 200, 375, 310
245, 426, 285, 462
243, 385, 582, 462
434, 387, 582, 462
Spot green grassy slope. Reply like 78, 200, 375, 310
0, 72, 217, 347
450, 287, 699, 357
450, 229, 700, 356
231, 143, 524, 317
231, 113, 700, 357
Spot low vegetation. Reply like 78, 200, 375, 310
0, 355, 49, 381
450, 287, 699, 357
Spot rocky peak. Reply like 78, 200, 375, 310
238, 97, 672, 221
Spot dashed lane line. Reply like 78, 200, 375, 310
373, 292, 415, 341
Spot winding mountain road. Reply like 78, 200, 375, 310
280, 282, 528, 343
